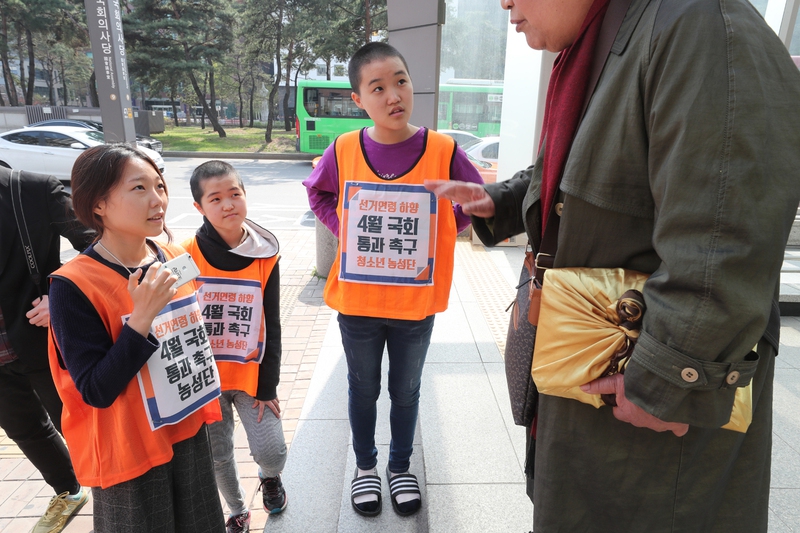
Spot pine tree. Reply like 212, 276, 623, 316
125, 0, 235, 137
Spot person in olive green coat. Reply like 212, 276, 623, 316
427, 0, 800, 531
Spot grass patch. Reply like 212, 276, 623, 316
310, 266, 328, 280
152, 124, 296, 153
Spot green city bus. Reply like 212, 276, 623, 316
437, 81, 503, 137
295, 79, 503, 154
295, 79, 372, 154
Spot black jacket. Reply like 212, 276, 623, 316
0, 168, 93, 371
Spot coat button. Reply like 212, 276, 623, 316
726, 371, 740, 385
555, 202, 564, 216
681, 368, 699, 383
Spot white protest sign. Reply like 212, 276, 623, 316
340, 182, 438, 286
196, 277, 265, 364
127, 293, 221, 430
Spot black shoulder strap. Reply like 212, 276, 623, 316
535, 0, 632, 285
9, 170, 43, 297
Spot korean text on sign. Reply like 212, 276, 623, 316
126, 294, 221, 431
340, 182, 437, 286
196, 277, 265, 364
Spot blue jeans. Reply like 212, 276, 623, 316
337, 313, 435, 473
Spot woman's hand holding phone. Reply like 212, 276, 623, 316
125, 262, 179, 337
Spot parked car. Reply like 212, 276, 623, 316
464, 136, 500, 164
0, 126, 165, 183
27, 119, 163, 153
466, 152, 497, 184
438, 129, 482, 149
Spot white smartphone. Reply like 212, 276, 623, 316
160, 253, 201, 288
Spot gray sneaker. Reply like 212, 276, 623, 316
225, 510, 250, 533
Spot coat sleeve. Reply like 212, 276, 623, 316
45, 175, 94, 252
623, 3, 800, 427
256, 260, 281, 401
471, 165, 537, 246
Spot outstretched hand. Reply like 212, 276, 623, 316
581, 374, 689, 437
423, 180, 496, 218
125, 262, 178, 337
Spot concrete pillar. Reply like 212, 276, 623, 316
766, 0, 800, 49
497, 17, 556, 182
764, 0, 800, 249
386, 0, 446, 130
314, 217, 337, 279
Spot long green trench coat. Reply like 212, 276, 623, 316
473, 0, 800, 531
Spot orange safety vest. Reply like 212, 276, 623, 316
182, 237, 278, 396
48, 242, 222, 489
324, 128, 458, 320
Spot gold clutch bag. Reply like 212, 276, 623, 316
530, 267, 751, 433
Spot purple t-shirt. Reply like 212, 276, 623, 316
302, 127, 483, 236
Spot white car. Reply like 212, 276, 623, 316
438, 129, 482, 149
25, 119, 163, 153
0, 126, 165, 183
464, 136, 500, 164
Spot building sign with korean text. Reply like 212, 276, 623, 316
340, 182, 437, 286
84, 0, 136, 143
125, 294, 221, 431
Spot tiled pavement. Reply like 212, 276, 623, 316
2, 235, 800, 532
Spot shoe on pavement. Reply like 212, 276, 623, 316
351, 467, 382, 517
225, 510, 251, 533
259, 474, 288, 514
31, 488, 89, 533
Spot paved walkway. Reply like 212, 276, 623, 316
2, 233, 800, 532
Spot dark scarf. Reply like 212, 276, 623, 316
539, 0, 611, 234
194, 217, 257, 272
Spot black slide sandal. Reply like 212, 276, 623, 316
351, 468, 382, 517
386, 466, 421, 516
